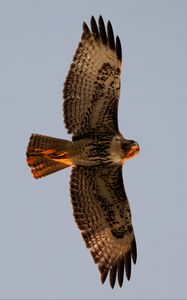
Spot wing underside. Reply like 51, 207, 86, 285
70, 164, 137, 288
63, 16, 122, 139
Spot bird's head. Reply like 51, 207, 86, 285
121, 139, 140, 161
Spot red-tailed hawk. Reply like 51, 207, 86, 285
26, 15, 140, 288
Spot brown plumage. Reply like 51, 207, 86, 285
26, 15, 140, 288
63, 15, 122, 138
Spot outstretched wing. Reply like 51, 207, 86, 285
70, 164, 137, 288
63, 16, 122, 139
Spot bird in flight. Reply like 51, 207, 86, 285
26, 15, 140, 288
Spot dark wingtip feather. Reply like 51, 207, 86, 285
117, 257, 125, 287
82, 21, 90, 34
131, 238, 137, 264
107, 20, 115, 50
101, 269, 109, 284
116, 35, 122, 61
89, 16, 122, 62
110, 264, 117, 288
124, 252, 131, 281
98, 15, 108, 45
90, 15, 99, 39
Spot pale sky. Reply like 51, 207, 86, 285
1, 0, 187, 299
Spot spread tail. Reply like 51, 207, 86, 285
26, 134, 73, 179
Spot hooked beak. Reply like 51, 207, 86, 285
126, 141, 140, 159
121, 140, 140, 162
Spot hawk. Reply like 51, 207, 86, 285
26, 15, 140, 288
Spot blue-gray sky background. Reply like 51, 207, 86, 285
1, 0, 187, 299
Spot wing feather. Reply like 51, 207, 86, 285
117, 256, 125, 287
107, 21, 115, 50
63, 16, 122, 139
98, 15, 108, 45
70, 164, 136, 288
124, 251, 131, 281
116, 36, 122, 61
110, 264, 117, 288
90, 16, 99, 39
